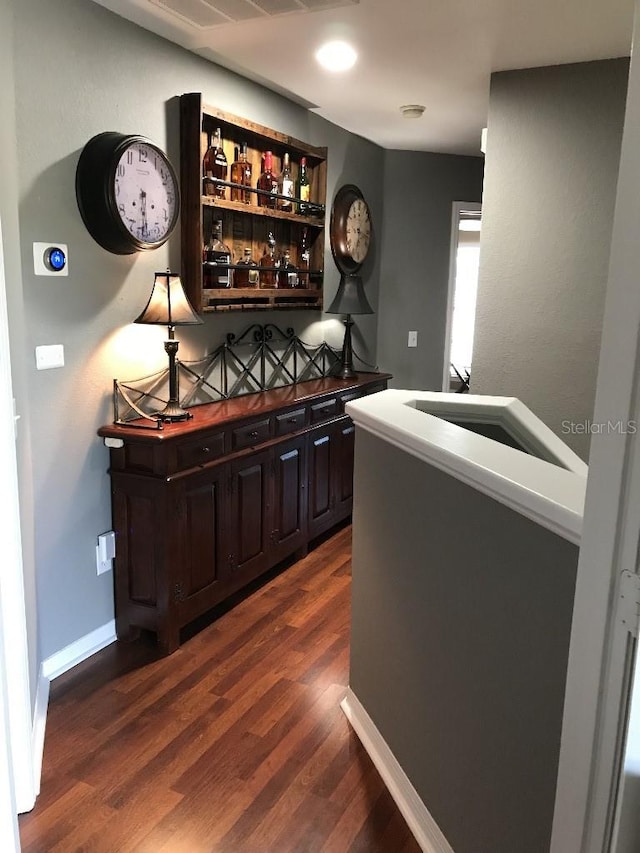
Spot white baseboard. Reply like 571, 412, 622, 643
340, 688, 455, 853
28, 621, 117, 805
41, 620, 117, 681
31, 667, 49, 800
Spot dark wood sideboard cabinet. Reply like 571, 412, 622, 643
98, 373, 390, 654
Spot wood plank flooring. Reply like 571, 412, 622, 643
19, 525, 421, 853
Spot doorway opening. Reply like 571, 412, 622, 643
442, 202, 482, 392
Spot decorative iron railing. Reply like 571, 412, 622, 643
112, 323, 341, 429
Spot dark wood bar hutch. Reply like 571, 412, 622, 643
99, 373, 389, 654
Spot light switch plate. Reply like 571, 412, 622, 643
408, 331, 418, 348
35, 344, 65, 370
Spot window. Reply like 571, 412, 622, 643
444, 205, 481, 391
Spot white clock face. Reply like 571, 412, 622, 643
345, 198, 371, 264
113, 141, 178, 245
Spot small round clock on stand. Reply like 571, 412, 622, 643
327, 184, 374, 379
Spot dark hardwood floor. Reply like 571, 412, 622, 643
19, 525, 421, 852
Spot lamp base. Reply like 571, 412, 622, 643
155, 400, 193, 423
333, 313, 358, 380
154, 334, 193, 422
334, 364, 358, 380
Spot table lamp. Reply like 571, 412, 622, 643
134, 270, 202, 422
326, 273, 373, 379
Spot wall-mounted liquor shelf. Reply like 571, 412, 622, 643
180, 93, 328, 313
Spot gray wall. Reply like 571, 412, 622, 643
471, 59, 629, 460
0, 1, 39, 705
377, 151, 484, 389
8, 0, 388, 660
350, 430, 579, 853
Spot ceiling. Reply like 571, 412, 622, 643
91, 0, 634, 155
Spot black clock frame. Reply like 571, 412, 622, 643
329, 183, 371, 275
75, 132, 180, 255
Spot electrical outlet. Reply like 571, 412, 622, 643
408, 331, 418, 348
96, 530, 115, 575
96, 546, 109, 575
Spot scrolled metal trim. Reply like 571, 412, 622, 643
112, 322, 342, 426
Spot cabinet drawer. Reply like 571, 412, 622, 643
232, 417, 272, 450
275, 407, 307, 436
340, 384, 386, 411
310, 399, 338, 423
176, 431, 226, 470
339, 390, 364, 410
364, 382, 387, 397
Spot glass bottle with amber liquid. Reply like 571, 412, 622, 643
259, 232, 278, 288
230, 142, 252, 204
278, 153, 294, 212
256, 151, 277, 208
235, 247, 259, 288
202, 127, 227, 198
298, 227, 310, 287
297, 156, 310, 214
203, 219, 232, 288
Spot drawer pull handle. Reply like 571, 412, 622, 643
201, 446, 210, 453
249, 430, 259, 439
321, 407, 332, 414
287, 417, 298, 424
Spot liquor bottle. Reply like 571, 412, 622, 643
203, 219, 232, 288
297, 156, 310, 214
231, 146, 239, 179
259, 232, 278, 288
202, 127, 228, 199
256, 151, 277, 208
278, 153, 294, 211
298, 227, 310, 288
230, 142, 252, 204
279, 250, 298, 288
235, 247, 259, 288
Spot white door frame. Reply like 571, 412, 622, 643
442, 201, 481, 391
550, 3, 640, 849
0, 212, 35, 842
0, 615, 20, 851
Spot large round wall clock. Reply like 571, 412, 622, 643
329, 184, 372, 274
75, 132, 180, 255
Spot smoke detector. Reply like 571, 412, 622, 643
400, 104, 426, 119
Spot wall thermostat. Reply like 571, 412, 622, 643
33, 242, 69, 276
45, 247, 66, 272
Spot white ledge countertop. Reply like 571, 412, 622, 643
346, 390, 587, 545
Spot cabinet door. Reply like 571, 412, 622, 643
111, 473, 171, 642
175, 462, 228, 626
228, 448, 272, 581
308, 422, 340, 539
271, 435, 307, 562
335, 419, 356, 519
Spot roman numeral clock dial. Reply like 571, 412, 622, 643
76, 133, 180, 255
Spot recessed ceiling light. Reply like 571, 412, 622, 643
315, 41, 357, 72
399, 104, 426, 119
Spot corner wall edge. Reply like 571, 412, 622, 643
340, 687, 454, 853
